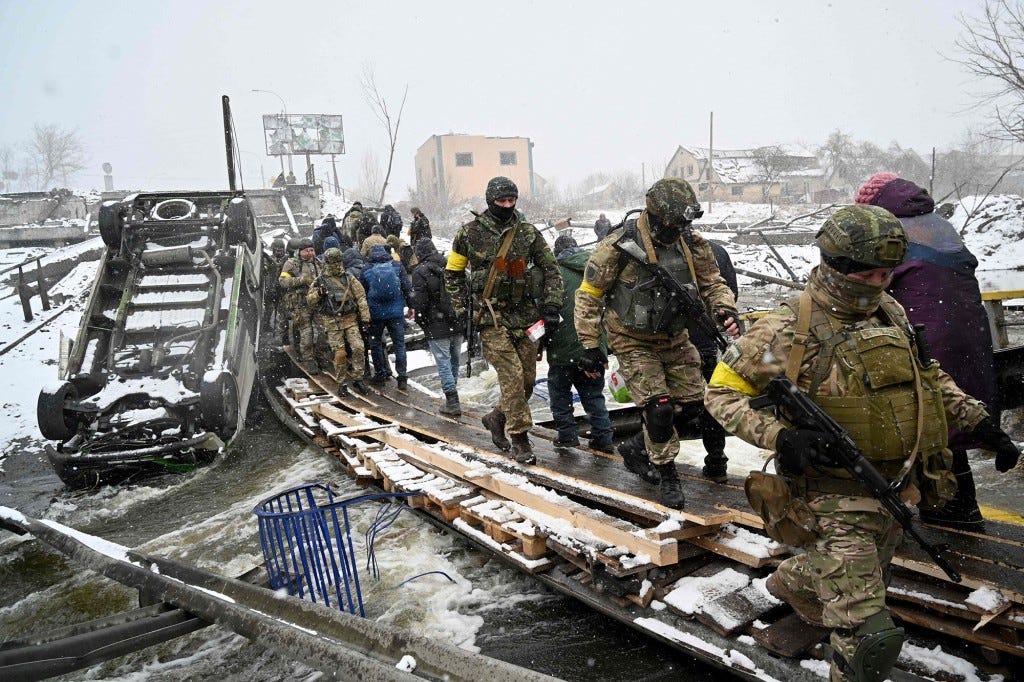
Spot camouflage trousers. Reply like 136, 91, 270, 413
286, 298, 315, 360
316, 313, 364, 384
773, 495, 901, 681
480, 326, 538, 435
613, 334, 704, 465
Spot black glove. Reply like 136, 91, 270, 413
973, 416, 1020, 472
715, 307, 738, 326
578, 347, 607, 375
541, 305, 561, 337
775, 428, 840, 474
359, 322, 371, 338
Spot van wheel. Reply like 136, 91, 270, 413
98, 200, 123, 249
37, 382, 79, 441
225, 198, 256, 249
200, 371, 239, 439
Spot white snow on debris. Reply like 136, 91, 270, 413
965, 585, 1007, 612
716, 523, 782, 559
663, 567, 750, 615
799, 658, 830, 678
395, 655, 416, 672
37, 517, 130, 562
898, 642, 991, 682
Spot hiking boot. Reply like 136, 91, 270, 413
766, 572, 825, 628
439, 390, 462, 416
482, 409, 511, 451
300, 360, 321, 375
554, 436, 580, 448
702, 452, 729, 484
919, 499, 985, 532
654, 463, 685, 509
352, 380, 368, 395
396, 377, 408, 391
369, 374, 388, 386
618, 432, 660, 484
335, 384, 351, 397
589, 440, 615, 454
509, 432, 536, 465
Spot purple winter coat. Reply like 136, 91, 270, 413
886, 212, 997, 449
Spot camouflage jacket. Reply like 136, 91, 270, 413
307, 265, 370, 324
705, 267, 988, 452
279, 257, 321, 304
574, 213, 736, 349
445, 210, 563, 331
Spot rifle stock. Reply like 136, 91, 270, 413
464, 287, 473, 378
749, 375, 962, 583
612, 239, 728, 352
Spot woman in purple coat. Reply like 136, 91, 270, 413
857, 173, 998, 530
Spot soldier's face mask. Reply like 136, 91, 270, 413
648, 213, 688, 244
488, 195, 517, 223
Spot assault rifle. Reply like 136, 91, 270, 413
749, 375, 962, 583
464, 287, 474, 378
612, 239, 728, 352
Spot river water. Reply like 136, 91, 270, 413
0, 387, 719, 681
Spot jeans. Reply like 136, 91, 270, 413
427, 335, 463, 394
369, 317, 407, 380
547, 364, 613, 446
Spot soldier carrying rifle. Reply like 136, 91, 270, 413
704, 205, 1021, 682
307, 247, 370, 396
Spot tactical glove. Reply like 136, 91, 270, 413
973, 416, 1021, 472
715, 307, 738, 325
775, 428, 840, 474
541, 305, 561, 337
578, 347, 608, 375
359, 322, 371, 338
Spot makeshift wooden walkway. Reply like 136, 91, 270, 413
271, 350, 1023, 680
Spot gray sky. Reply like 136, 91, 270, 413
0, 0, 992, 199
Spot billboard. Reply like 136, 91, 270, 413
262, 114, 345, 156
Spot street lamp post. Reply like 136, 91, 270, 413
252, 88, 293, 175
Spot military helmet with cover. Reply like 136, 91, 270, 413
271, 237, 286, 250
816, 205, 907, 273
645, 178, 703, 226
323, 247, 344, 264
485, 176, 519, 204
286, 237, 302, 253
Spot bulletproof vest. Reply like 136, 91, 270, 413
607, 233, 697, 335
284, 258, 318, 303
321, 271, 358, 315
792, 293, 948, 481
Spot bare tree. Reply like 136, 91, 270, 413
816, 129, 856, 187
354, 149, 384, 205
750, 145, 797, 205
25, 123, 86, 190
0, 144, 20, 192
360, 64, 407, 205
954, 0, 1024, 142
406, 177, 466, 237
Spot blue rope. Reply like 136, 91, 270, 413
392, 571, 455, 589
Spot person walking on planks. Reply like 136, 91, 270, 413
307, 247, 370, 397
574, 178, 739, 509
278, 237, 322, 372
704, 205, 1021, 682
445, 176, 564, 464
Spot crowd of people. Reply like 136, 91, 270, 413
264, 173, 1021, 682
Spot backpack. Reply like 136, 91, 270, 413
364, 261, 402, 307
357, 212, 378, 240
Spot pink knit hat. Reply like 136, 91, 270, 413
855, 172, 899, 205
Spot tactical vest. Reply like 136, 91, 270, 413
607, 232, 698, 335
786, 292, 950, 486
284, 258, 319, 305
320, 272, 358, 316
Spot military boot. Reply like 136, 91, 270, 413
765, 572, 825, 628
482, 409, 511, 451
702, 451, 729, 484
618, 432, 660, 484
439, 390, 462, 416
654, 463, 685, 509
335, 383, 351, 398
509, 432, 536, 465
352, 380, 369, 395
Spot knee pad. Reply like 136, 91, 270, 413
643, 396, 675, 444
836, 610, 905, 682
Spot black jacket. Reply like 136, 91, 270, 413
410, 250, 461, 340
410, 214, 432, 243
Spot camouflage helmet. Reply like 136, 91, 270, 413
645, 178, 702, 225
485, 176, 519, 204
271, 237, 286, 250
816, 205, 908, 271
323, 247, 344, 264
286, 237, 302, 253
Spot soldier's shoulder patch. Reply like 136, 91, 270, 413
722, 344, 743, 366
584, 261, 602, 283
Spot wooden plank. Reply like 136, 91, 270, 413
314, 402, 680, 566
697, 583, 784, 637
687, 535, 777, 569
749, 612, 828, 658
890, 602, 1024, 658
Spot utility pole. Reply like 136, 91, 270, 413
331, 154, 340, 195
930, 147, 936, 197
708, 111, 714, 214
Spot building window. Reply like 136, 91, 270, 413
499, 151, 517, 166
455, 152, 473, 167
731, 185, 743, 196
686, 164, 694, 177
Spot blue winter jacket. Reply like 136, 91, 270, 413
361, 244, 410, 320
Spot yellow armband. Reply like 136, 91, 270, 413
446, 251, 468, 272
708, 362, 758, 396
578, 280, 603, 298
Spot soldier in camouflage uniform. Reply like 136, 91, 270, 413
278, 237, 322, 372
263, 237, 289, 346
575, 178, 739, 509
704, 205, 1021, 682
307, 247, 371, 396
445, 176, 564, 464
